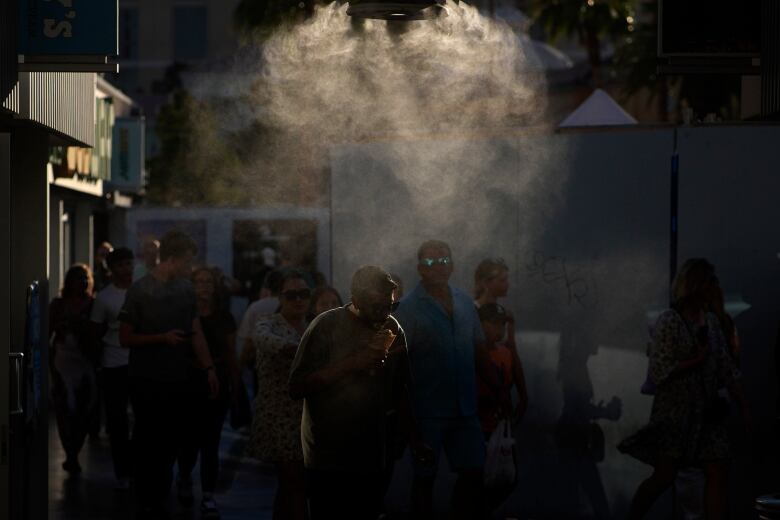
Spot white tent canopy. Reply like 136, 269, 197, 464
558, 88, 638, 128
494, 5, 532, 32
520, 34, 574, 72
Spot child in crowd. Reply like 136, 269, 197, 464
476, 303, 527, 437
476, 303, 528, 514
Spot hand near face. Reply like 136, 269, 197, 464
351, 345, 388, 371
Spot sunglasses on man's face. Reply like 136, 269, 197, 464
420, 256, 451, 267
282, 289, 312, 301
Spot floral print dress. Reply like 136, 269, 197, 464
619, 310, 740, 466
247, 313, 305, 462
49, 297, 97, 461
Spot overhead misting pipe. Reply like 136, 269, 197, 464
669, 127, 679, 305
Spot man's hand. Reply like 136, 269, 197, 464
206, 368, 219, 400
367, 333, 389, 352
350, 345, 387, 371
411, 439, 435, 467
162, 329, 187, 346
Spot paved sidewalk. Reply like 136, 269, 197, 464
48, 419, 276, 519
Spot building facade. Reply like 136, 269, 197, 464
1, 1, 143, 517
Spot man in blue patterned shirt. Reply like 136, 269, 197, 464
395, 239, 496, 519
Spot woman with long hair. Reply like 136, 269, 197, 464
619, 258, 751, 520
248, 270, 310, 520
474, 258, 528, 420
49, 263, 97, 474
177, 266, 239, 518
306, 286, 343, 321
709, 283, 740, 364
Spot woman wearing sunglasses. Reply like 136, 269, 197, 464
248, 270, 311, 520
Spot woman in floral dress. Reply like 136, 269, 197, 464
49, 264, 97, 474
248, 270, 310, 520
619, 258, 750, 520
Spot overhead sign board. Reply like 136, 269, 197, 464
659, 0, 760, 57
18, 0, 118, 72
657, 0, 761, 75
110, 117, 145, 193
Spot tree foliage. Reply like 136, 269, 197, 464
233, 0, 315, 41
612, 0, 657, 99
612, 0, 741, 121
530, 0, 634, 84
146, 89, 246, 206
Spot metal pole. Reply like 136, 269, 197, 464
670, 127, 679, 305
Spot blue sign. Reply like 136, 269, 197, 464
110, 117, 145, 192
18, 0, 118, 56
25, 282, 42, 420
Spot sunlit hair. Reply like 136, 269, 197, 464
417, 239, 452, 262
62, 263, 94, 299
671, 258, 715, 310
191, 266, 227, 312
308, 286, 343, 317
351, 265, 397, 301
473, 258, 508, 299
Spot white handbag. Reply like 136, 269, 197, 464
484, 418, 516, 489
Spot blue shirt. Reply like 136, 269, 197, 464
394, 282, 485, 418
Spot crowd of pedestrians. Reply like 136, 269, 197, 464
48, 230, 756, 520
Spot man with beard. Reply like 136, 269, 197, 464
289, 265, 431, 520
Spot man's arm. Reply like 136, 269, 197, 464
224, 331, 242, 400
512, 356, 529, 420
89, 296, 109, 343
225, 331, 239, 373
468, 301, 498, 387
119, 322, 186, 348
396, 378, 434, 465
391, 336, 434, 465
118, 284, 186, 349
289, 346, 384, 399
289, 320, 385, 400
191, 317, 215, 369
289, 355, 360, 400
192, 317, 219, 398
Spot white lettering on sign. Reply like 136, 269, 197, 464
42, 0, 76, 39
43, 19, 72, 38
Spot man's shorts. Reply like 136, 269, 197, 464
413, 415, 486, 478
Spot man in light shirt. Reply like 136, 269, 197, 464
90, 247, 134, 490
